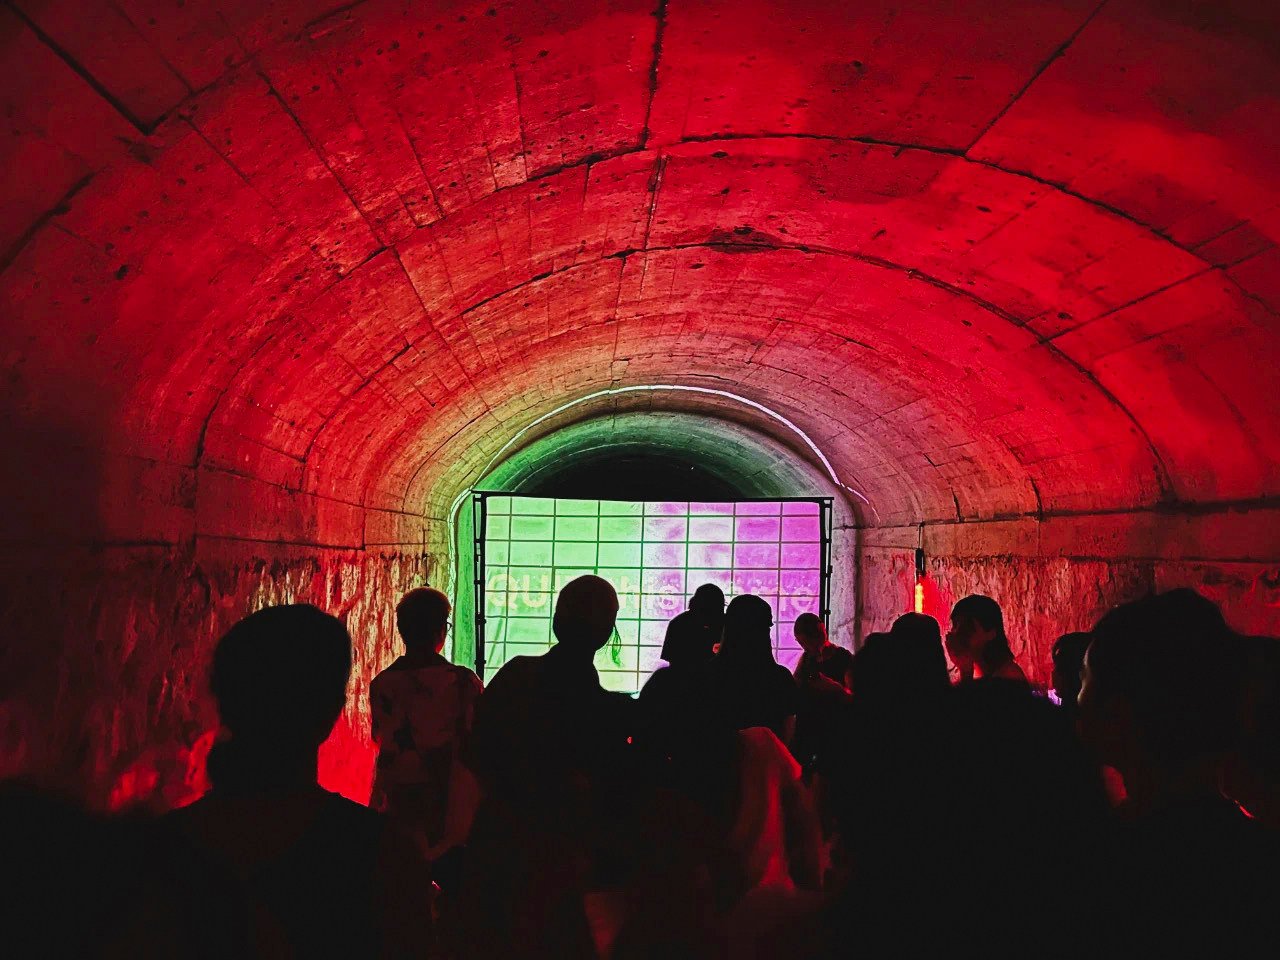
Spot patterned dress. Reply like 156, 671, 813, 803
369, 653, 483, 843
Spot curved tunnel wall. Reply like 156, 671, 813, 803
0, 0, 1277, 808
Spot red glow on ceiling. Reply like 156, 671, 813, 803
0, 0, 1273, 547
1, 0, 1277, 811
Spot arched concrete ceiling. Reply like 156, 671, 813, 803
478, 410, 839, 499
1, 0, 1277, 550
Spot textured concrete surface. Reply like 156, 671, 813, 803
0, 542, 430, 808
0, 0, 1277, 806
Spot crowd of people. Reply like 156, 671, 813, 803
6, 576, 1279, 958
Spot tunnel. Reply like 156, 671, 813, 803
0, 0, 1277, 810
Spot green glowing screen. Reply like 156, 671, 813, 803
476, 496, 826, 693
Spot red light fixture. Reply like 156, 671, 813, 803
914, 540, 926, 614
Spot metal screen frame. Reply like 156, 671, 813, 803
470, 492, 834, 684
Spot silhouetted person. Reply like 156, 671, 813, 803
658, 610, 714, 670
459, 575, 636, 960
659, 583, 726, 665
1, 782, 158, 956
945, 594, 1027, 683
610, 689, 822, 959
640, 611, 715, 753
710, 595, 798, 743
845, 630, 889, 701
823, 620, 953, 897
885, 612, 951, 699
370, 587, 482, 884
1080, 589, 1278, 954
792, 613, 853, 689
145, 605, 431, 958
835, 613, 950, 792
639, 584, 726, 756
691, 580, 727, 619
847, 623, 949, 711
716, 715, 823, 955
1051, 630, 1092, 722
791, 613, 851, 774
824, 679, 1107, 956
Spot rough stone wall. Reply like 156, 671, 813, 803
860, 548, 1155, 687
0, 544, 433, 810
857, 509, 1280, 687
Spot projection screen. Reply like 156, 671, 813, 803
474, 495, 832, 693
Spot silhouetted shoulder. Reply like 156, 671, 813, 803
639, 664, 674, 698
1104, 798, 1280, 952
483, 654, 541, 692
163, 787, 383, 861
144, 789, 397, 958
458, 663, 484, 694
990, 659, 1028, 683
828, 646, 854, 670
319, 789, 386, 830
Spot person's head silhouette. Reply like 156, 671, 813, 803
1079, 588, 1242, 796
947, 594, 1016, 678
794, 612, 828, 656
396, 587, 451, 655
887, 612, 950, 695
552, 575, 619, 653
661, 611, 713, 668
719, 594, 775, 666
689, 583, 726, 620
208, 604, 352, 789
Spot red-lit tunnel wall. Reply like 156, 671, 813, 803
1, 0, 1277, 809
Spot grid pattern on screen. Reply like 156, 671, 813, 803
480, 497, 823, 694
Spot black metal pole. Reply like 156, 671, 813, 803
820, 497, 833, 629
472, 491, 487, 682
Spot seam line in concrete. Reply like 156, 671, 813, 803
302, 0, 372, 32
5, 0, 156, 134
386, 244, 488, 403
0, 172, 94, 274
1043, 265, 1219, 343
639, 0, 669, 149
633, 238, 1178, 502
107, 0, 198, 96
963, 0, 1111, 153
402, 236, 1175, 516
254, 65, 383, 243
